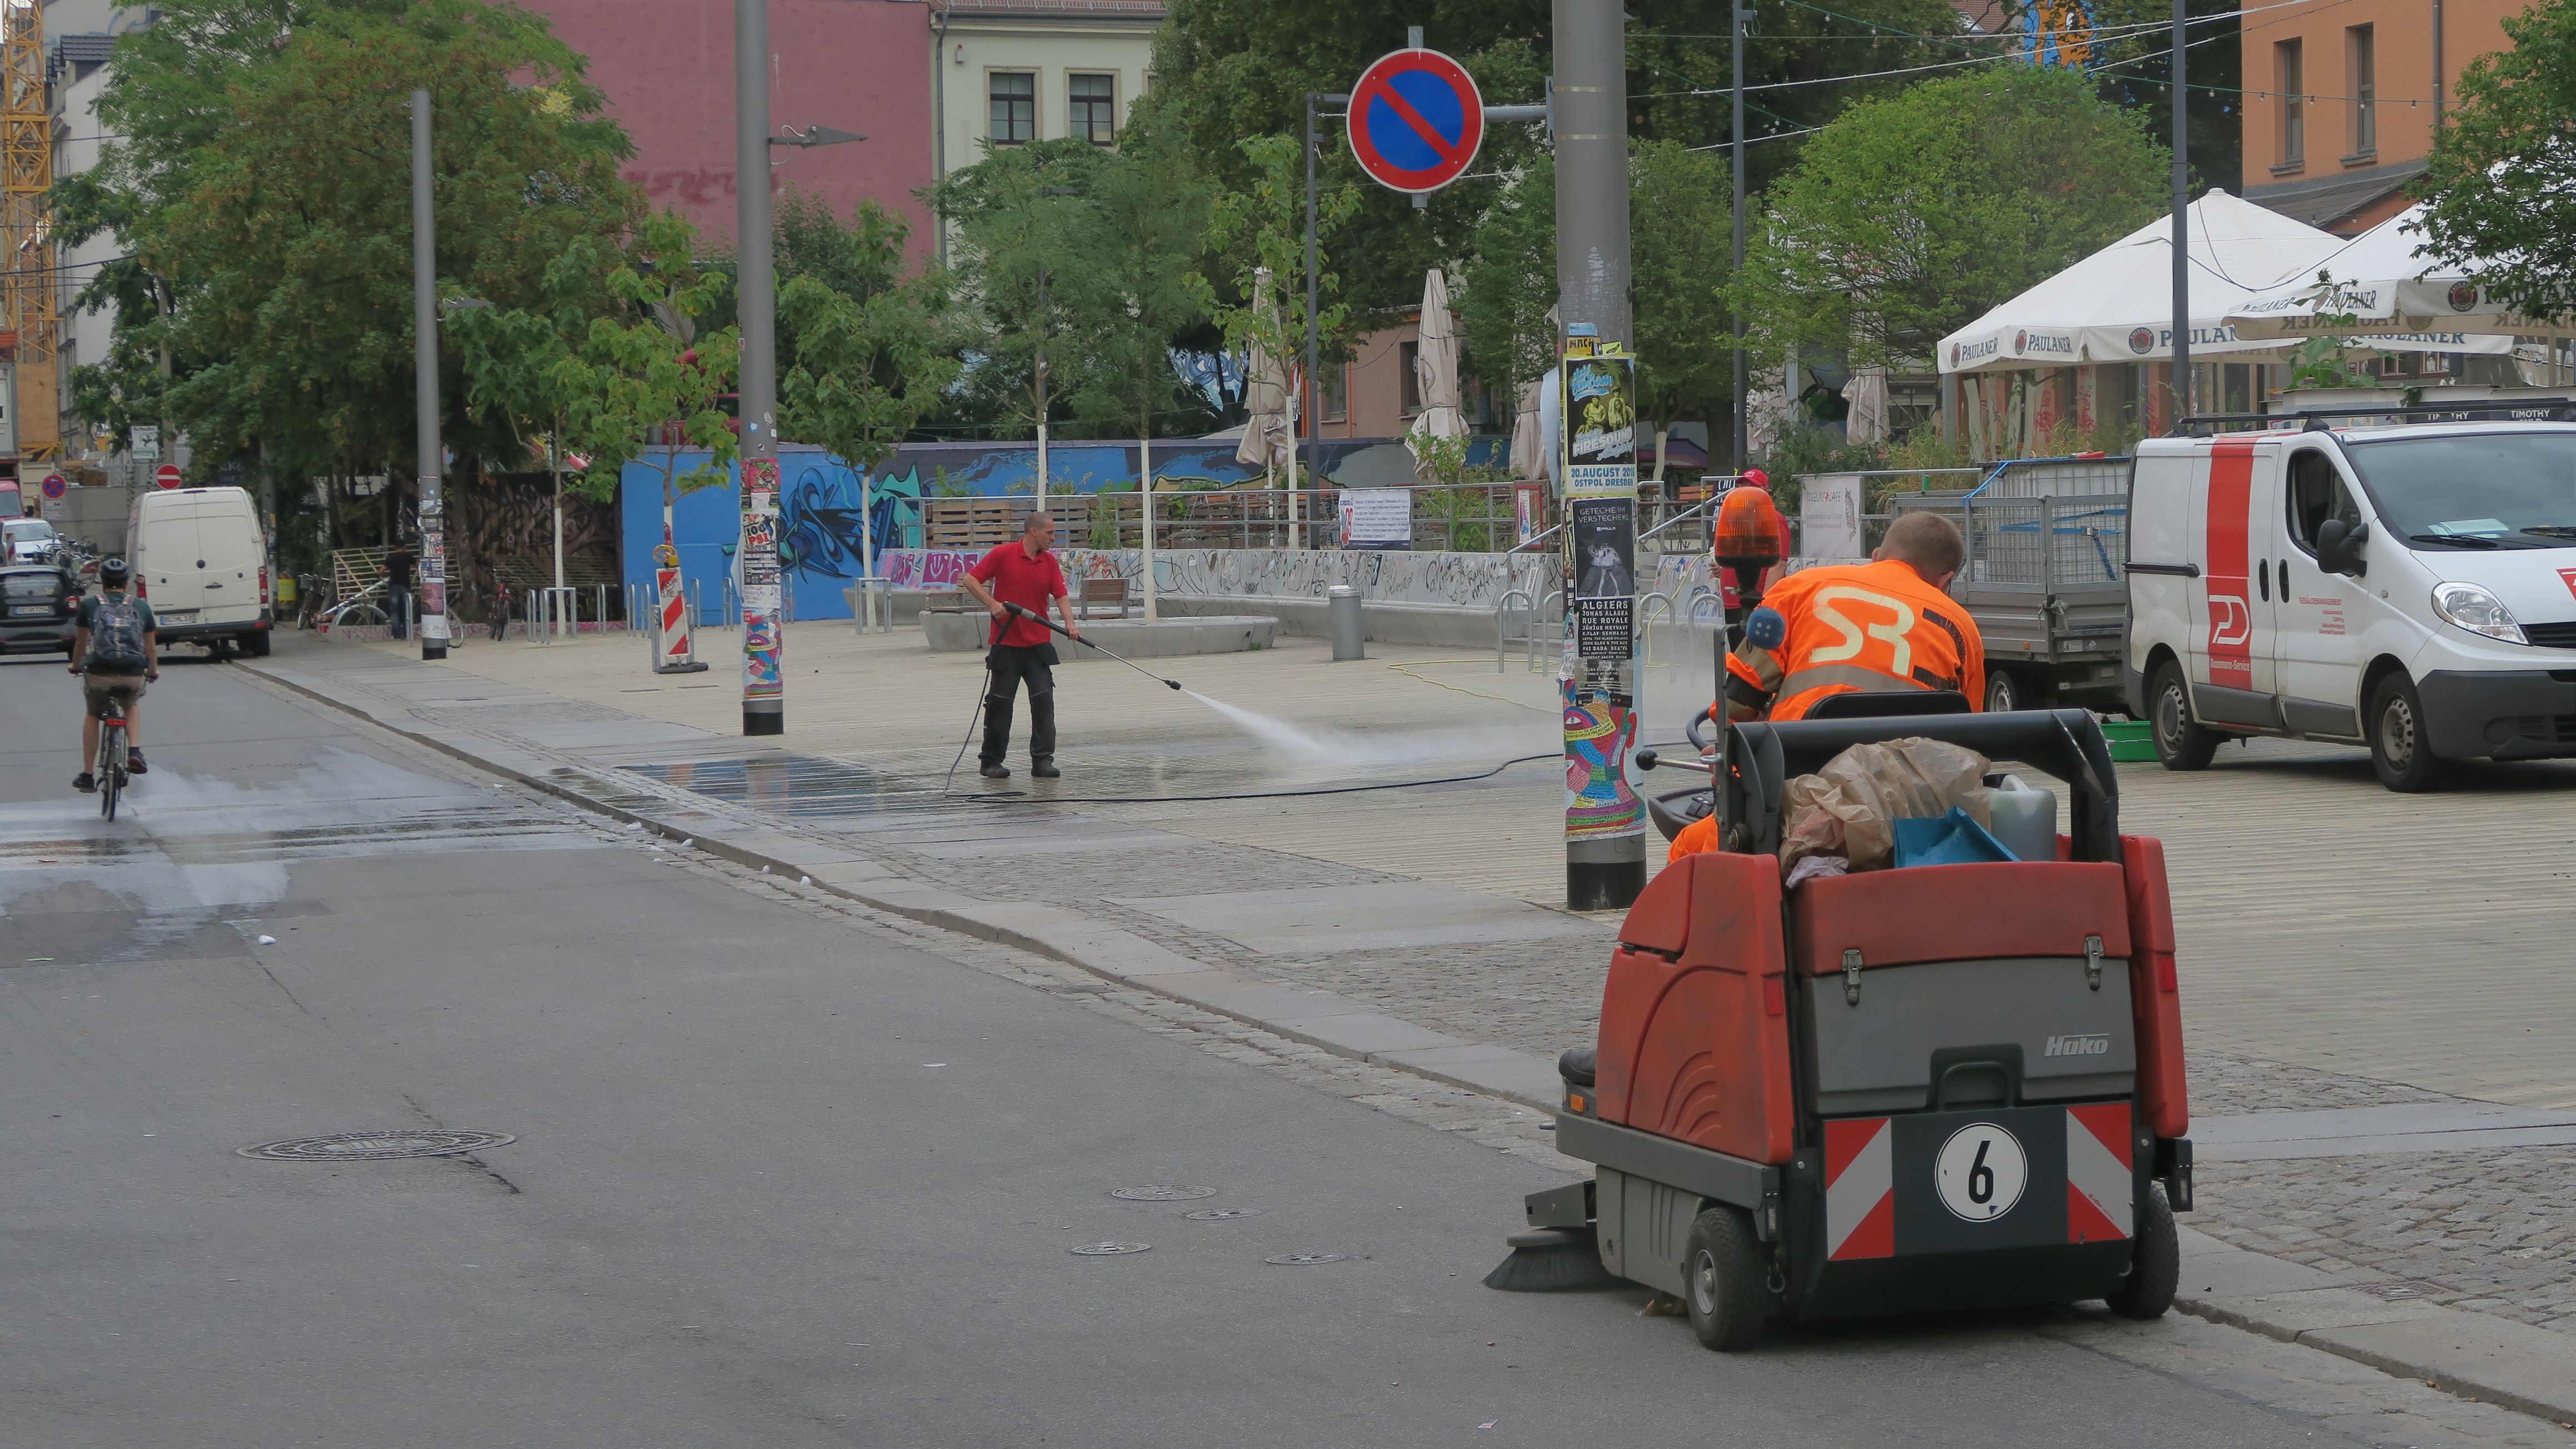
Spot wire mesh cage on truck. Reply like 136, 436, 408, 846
1882, 456, 2134, 713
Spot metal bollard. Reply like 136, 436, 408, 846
1328, 584, 1365, 661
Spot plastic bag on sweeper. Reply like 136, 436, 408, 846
1778, 737, 1993, 871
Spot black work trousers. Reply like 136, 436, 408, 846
979, 642, 1059, 767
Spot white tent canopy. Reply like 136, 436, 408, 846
2225, 202, 2576, 342
1937, 190, 2505, 373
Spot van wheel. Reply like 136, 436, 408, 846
2150, 660, 2220, 771
1682, 1205, 1772, 1352
2367, 672, 2449, 792
243, 631, 271, 658
1984, 669, 2024, 713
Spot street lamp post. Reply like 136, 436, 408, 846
410, 89, 451, 662
2168, 0, 2191, 432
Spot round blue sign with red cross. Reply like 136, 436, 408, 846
1347, 48, 1484, 194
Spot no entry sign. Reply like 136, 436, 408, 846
1348, 48, 1484, 194
155, 463, 183, 489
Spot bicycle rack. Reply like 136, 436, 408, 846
1495, 588, 1534, 674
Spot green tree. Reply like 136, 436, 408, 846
1132, 0, 1965, 320
70, 0, 636, 503
1735, 66, 2168, 372
777, 204, 961, 475
2417, 0, 2576, 322
1057, 146, 1217, 447
927, 138, 1109, 439
543, 214, 743, 532
1193, 133, 1361, 437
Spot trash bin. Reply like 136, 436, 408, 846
1329, 584, 1365, 661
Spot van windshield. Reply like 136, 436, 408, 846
2342, 432, 2576, 549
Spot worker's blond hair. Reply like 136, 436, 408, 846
1881, 511, 1965, 578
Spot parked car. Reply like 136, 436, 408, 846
0, 563, 79, 655
4, 516, 61, 564
2126, 418, 2576, 791
127, 485, 274, 657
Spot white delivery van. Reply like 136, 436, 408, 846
127, 486, 273, 657
2126, 421, 2576, 791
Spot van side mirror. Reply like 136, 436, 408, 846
2314, 518, 2369, 577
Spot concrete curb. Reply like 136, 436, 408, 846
235, 652, 2576, 1428
2175, 1227, 2576, 1428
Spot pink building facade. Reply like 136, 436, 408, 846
525, 0, 938, 249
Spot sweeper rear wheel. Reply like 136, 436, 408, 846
2105, 1185, 2180, 1320
1684, 1205, 1772, 1352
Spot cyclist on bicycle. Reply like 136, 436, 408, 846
67, 556, 159, 793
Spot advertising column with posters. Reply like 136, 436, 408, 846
1559, 329, 1646, 910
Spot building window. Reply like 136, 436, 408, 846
1321, 362, 1348, 423
1399, 341, 1422, 416
2347, 25, 2376, 158
2275, 41, 2304, 169
1068, 73, 1117, 145
989, 72, 1035, 145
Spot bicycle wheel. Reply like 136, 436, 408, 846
99, 721, 124, 822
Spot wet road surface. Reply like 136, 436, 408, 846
1, 652, 2568, 1447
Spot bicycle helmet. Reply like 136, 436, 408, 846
98, 556, 130, 587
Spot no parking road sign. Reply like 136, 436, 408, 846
40, 472, 65, 499
1347, 48, 1484, 194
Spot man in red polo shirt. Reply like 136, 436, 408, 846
958, 511, 1083, 779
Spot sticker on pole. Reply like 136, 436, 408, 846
1347, 48, 1484, 194
1935, 1122, 2028, 1222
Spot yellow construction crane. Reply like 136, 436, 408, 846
2, 0, 58, 467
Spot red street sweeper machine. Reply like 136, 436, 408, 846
1490, 709, 2191, 1351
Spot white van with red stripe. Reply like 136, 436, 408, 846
2125, 422, 2576, 790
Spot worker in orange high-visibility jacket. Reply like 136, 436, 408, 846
1668, 511, 1984, 862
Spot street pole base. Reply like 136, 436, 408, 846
654, 661, 711, 675
421, 643, 448, 662
743, 703, 784, 736
1566, 857, 1646, 913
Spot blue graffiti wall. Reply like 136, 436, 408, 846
619, 436, 1511, 622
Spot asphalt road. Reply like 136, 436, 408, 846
2, 649, 2567, 1448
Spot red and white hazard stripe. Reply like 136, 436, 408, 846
656, 566, 692, 666
2064, 1103, 2133, 1244
1823, 1117, 1894, 1260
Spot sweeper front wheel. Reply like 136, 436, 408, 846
2105, 1185, 2180, 1320
1684, 1205, 1772, 1352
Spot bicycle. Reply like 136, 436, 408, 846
95, 694, 130, 822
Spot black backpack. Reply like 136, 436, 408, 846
87, 592, 148, 672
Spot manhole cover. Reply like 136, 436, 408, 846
1069, 1241, 1152, 1256
1184, 1208, 1264, 1221
1110, 1184, 1216, 1201
238, 1130, 515, 1162
1264, 1253, 1348, 1266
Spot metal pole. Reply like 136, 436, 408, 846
736, 0, 785, 735
2168, 0, 2191, 433
1305, 90, 1322, 552
410, 90, 450, 661
1730, 2, 1748, 473
1035, 266, 1049, 511
1553, 0, 1642, 913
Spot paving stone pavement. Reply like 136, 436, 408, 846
249, 632, 2576, 1356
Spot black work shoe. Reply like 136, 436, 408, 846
1031, 760, 1061, 779
124, 750, 148, 775
978, 763, 1010, 780
73, 772, 96, 794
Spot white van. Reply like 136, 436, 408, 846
2125, 421, 2576, 791
127, 486, 274, 657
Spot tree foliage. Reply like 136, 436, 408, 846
1735, 65, 2169, 370
2417, 0, 2576, 322
69, 0, 637, 491
928, 139, 1113, 435
1055, 145, 1217, 442
1193, 133, 1361, 413
778, 203, 961, 473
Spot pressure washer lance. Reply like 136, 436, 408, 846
1001, 602, 1184, 691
